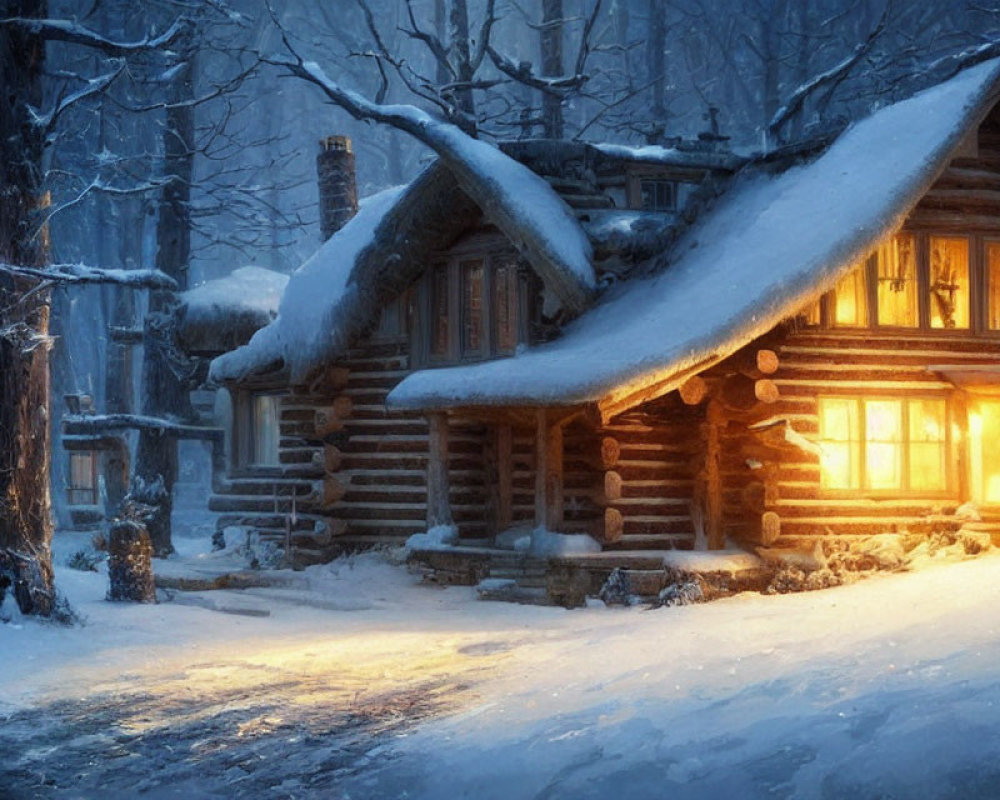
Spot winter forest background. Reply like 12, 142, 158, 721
34, 0, 1000, 524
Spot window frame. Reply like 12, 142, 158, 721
233, 389, 284, 471
816, 394, 954, 499
805, 232, 1000, 336
414, 238, 530, 367
67, 450, 99, 506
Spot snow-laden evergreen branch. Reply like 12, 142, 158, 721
1, 16, 187, 55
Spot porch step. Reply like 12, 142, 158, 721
605, 532, 697, 551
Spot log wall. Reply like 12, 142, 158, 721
719, 331, 1000, 548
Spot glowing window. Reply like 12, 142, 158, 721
818, 397, 947, 493
929, 236, 969, 329
68, 451, 99, 505
430, 264, 450, 358
987, 242, 1000, 330
832, 264, 868, 327
876, 234, 918, 327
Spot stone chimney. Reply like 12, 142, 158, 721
317, 135, 359, 241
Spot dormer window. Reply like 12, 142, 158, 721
639, 178, 677, 212
416, 238, 530, 366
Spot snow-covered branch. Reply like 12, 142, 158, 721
0, 263, 176, 290
63, 413, 222, 440
1, 16, 187, 55
767, 4, 889, 142
486, 45, 590, 95
32, 64, 125, 136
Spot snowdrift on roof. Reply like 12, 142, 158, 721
388, 58, 1000, 411
177, 266, 289, 355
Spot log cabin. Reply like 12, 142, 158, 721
207, 59, 1000, 580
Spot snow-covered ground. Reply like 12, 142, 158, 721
4, 534, 1000, 798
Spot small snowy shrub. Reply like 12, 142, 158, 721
66, 549, 102, 572
658, 580, 704, 607
599, 567, 633, 607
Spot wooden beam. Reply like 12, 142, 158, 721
705, 398, 724, 550
535, 409, 548, 528
426, 412, 453, 528
497, 424, 513, 531
546, 421, 564, 530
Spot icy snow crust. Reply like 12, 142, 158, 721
8, 537, 1000, 797
389, 59, 1000, 410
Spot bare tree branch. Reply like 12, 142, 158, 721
0, 263, 176, 290
1, 16, 187, 55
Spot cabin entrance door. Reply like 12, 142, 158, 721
969, 399, 1000, 505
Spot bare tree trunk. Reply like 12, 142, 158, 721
647, 0, 667, 125
131, 39, 195, 556
448, 0, 476, 130
541, 0, 564, 138
0, 0, 57, 616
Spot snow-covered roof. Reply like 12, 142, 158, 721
388, 58, 1000, 413
210, 132, 600, 385
209, 186, 407, 383
176, 266, 289, 356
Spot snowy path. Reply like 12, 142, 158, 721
4, 548, 1000, 798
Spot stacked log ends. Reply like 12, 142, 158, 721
107, 520, 156, 603
600, 436, 621, 469
317, 475, 348, 509
720, 374, 780, 410
604, 470, 623, 504
755, 349, 779, 375
678, 375, 709, 405
314, 397, 353, 436
604, 508, 624, 543
760, 512, 781, 546
314, 444, 342, 473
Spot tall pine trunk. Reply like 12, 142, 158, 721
0, 0, 57, 615
131, 40, 195, 556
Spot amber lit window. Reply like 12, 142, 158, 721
461, 260, 485, 355
831, 263, 868, 327
494, 260, 519, 353
929, 236, 969, 329
818, 396, 947, 493
987, 242, 1000, 330
876, 234, 917, 327
970, 400, 1000, 503
430, 264, 450, 357
68, 451, 99, 505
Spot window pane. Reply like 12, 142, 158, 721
461, 260, 484, 355
832, 264, 867, 327
430, 264, 450, 357
865, 400, 902, 490
494, 260, 518, 354
252, 395, 280, 466
988, 242, 1000, 330
876, 234, 917, 327
819, 398, 860, 489
908, 399, 946, 491
929, 236, 969, 329
69, 452, 97, 504
640, 179, 675, 211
